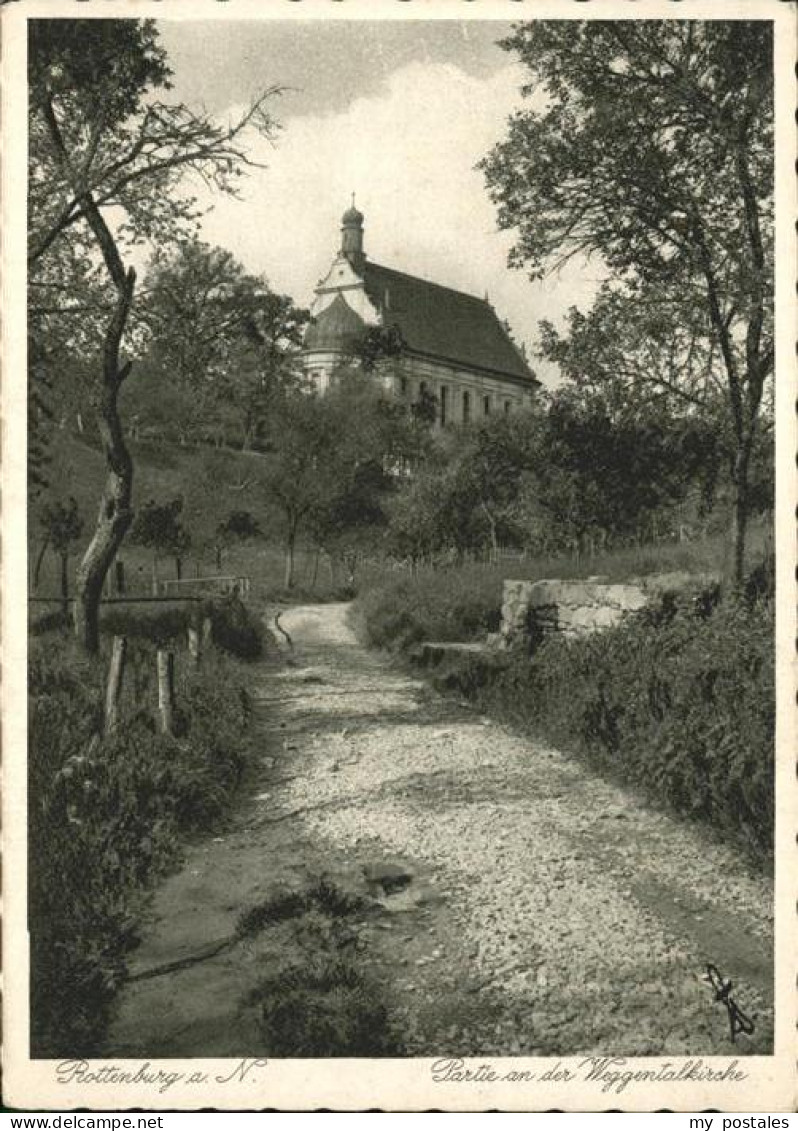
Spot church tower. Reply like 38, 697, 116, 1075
340, 197, 365, 272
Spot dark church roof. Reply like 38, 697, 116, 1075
362, 262, 535, 384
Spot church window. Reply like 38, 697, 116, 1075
399, 375, 408, 397
483, 395, 491, 416
440, 386, 448, 426
462, 391, 471, 423
504, 400, 512, 415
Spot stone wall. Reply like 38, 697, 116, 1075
499, 578, 648, 649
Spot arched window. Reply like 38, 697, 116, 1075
462, 391, 471, 424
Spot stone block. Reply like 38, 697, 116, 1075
500, 577, 649, 643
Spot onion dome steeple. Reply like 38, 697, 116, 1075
340, 194, 366, 271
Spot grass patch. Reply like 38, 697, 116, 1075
352, 528, 771, 654
237, 877, 371, 938
239, 875, 402, 1057
248, 956, 403, 1057
237, 873, 400, 1058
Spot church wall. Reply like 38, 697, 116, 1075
302, 349, 534, 425
390, 354, 533, 426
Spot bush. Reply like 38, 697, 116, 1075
28, 632, 256, 1057
457, 596, 774, 859
209, 593, 265, 660
100, 601, 194, 645
353, 566, 502, 650
97, 593, 265, 660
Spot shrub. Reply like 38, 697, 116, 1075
209, 593, 264, 660
28, 632, 256, 1056
100, 601, 194, 645
459, 596, 774, 859
353, 566, 502, 650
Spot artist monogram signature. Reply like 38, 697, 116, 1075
704, 963, 755, 1042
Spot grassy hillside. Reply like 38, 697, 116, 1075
31, 428, 771, 606
31, 431, 306, 598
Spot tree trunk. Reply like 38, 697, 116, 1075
344, 551, 358, 589
60, 551, 69, 616
310, 547, 320, 589
727, 443, 752, 590
284, 532, 296, 590
73, 378, 135, 653
480, 501, 499, 563
73, 280, 136, 653
33, 537, 49, 592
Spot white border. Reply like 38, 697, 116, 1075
3, 0, 795, 1112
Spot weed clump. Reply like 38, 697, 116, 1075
249, 956, 403, 1057
239, 876, 402, 1057
236, 878, 370, 939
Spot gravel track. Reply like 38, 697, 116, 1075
108, 602, 773, 1058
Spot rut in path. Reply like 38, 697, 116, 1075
107, 603, 773, 1058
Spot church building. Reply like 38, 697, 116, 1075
302, 204, 539, 425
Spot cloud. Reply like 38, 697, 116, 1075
195, 59, 599, 386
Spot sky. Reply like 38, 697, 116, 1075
156, 20, 600, 386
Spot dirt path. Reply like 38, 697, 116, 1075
107, 603, 773, 1058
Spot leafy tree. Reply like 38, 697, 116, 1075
137, 241, 309, 449
36, 497, 84, 611
482, 20, 773, 584
306, 375, 416, 584
129, 497, 191, 591
259, 390, 331, 589
29, 19, 280, 650
452, 413, 542, 557
530, 391, 710, 553
385, 412, 542, 563
262, 374, 419, 589
349, 324, 405, 375
214, 510, 262, 572
384, 469, 452, 570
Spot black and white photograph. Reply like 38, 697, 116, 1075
3, 0, 795, 1113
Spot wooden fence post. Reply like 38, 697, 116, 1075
156, 649, 175, 736
188, 622, 201, 667
104, 636, 127, 734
